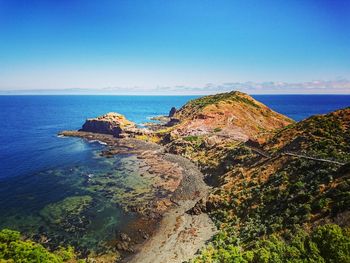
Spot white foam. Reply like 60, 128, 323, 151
89, 140, 107, 146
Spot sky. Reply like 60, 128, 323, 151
0, 0, 349, 94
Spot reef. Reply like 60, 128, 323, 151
40, 196, 93, 233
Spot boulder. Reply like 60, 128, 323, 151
80, 112, 136, 138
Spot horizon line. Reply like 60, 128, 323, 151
1, 93, 350, 96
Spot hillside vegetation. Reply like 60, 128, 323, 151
159, 93, 350, 262
0, 229, 80, 263
168, 91, 293, 143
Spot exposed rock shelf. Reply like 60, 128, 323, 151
59, 130, 216, 262
80, 112, 148, 138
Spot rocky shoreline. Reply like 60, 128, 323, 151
58, 91, 295, 262
59, 129, 217, 262
33, 91, 350, 262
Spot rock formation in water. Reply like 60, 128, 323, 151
80, 112, 137, 138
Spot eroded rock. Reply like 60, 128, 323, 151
80, 112, 137, 137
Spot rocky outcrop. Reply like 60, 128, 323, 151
80, 112, 137, 138
168, 107, 177, 117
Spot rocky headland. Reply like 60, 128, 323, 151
58, 91, 350, 262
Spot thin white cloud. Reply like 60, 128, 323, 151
0, 80, 349, 95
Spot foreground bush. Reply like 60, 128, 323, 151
193, 224, 350, 263
0, 229, 79, 263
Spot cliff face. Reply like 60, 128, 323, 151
80, 112, 136, 137
170, 91, 293, 143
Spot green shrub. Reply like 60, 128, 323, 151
311, 224, 350, 263
183, 135, 200, 142
0, 229, 79, 263
192, 224, 350, 263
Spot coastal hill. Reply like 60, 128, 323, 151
264, 107, 350, 158
169, 91, 293, 143
164, 102, 350, 262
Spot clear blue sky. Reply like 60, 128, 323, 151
0, 0, 349, 93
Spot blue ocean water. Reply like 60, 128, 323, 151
0, 94, 349, 253
0, 96, 197, 180
0, 94, 349, 181
0, 95, 199, 253
253, 95, 350, 121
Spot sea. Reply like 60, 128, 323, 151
0, 95, 349, 253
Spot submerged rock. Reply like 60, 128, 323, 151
116, 232, 134, 253
39, 195, 93, 233
80, 112, 137, 138
120, 232, 131, 242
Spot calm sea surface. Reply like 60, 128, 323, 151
0, 95, 349, 252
